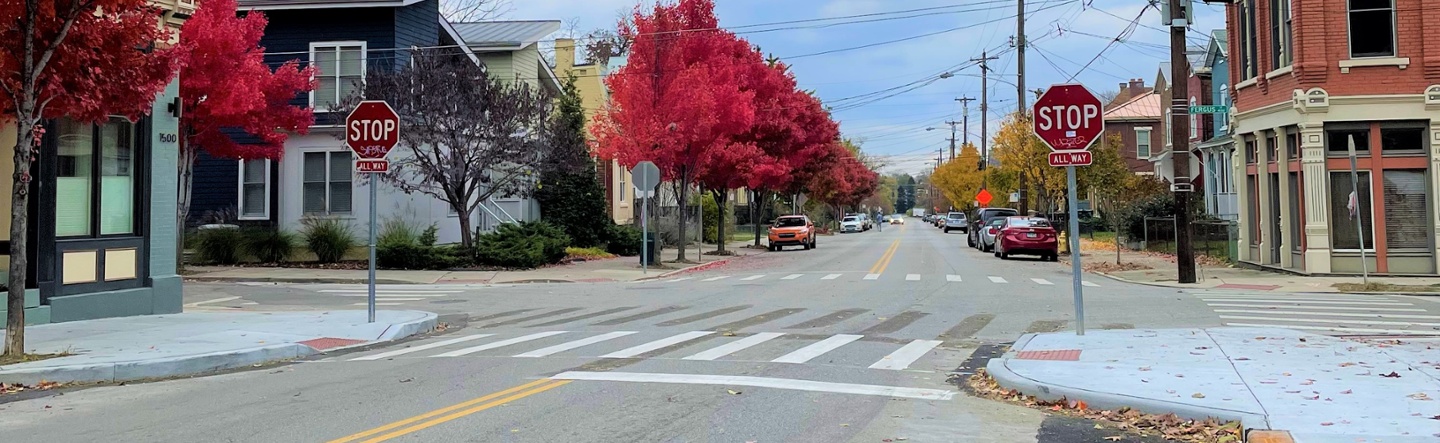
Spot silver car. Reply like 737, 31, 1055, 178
977, 218, 1006, 252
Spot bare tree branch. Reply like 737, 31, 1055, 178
441, 0, 510, 22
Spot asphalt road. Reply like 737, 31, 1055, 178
3, 221, 1240, 442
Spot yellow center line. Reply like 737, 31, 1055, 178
328, 378, 565, 443
868, 239, 900, 275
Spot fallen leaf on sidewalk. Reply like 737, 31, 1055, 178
1094, 424, 1104, 429
1320, 422, 1333, 426
1234, 357, 1251, 361
1282, 372, 1292, 376
1340, 389, 1352, 394
1407, 393, 1431, 400
1300, 380, 1314, 385
727, 389, 742, 395
1381, 371, 1402, 378
398, 378, 413, 383
1339, 362, 1356, 367
1138, 366, 1151, 371
1103, 437, 1122, 441
1191, 393, 1205, 398
721, 331, 736, 337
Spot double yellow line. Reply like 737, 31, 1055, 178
869, 239, 901, 275
328, 378, 569, 443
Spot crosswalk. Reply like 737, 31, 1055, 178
654, 272, 1102, 286
341, 329, 951, 372
1197, 292, 1440, 336
264, 283, 480, 306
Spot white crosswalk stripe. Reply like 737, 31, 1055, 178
351, 334, 495, 361
701, 276, 731, 282
821, 274, 842, 280
863, 274, 881, 280
772, 334, 863, 364
434, 331, 568, 357
682, 332, 784, 361
1082, 281, 1099, 287
868, 339, 942, 370
515, 331, 638, 358
740, 275, 766, 281
667, 277, 694, 282
653, 273, 1113, 286
988, 276, 1007, 283
782, 274, 804, 280
601, 331, 714, 358
1031, 278, 1053, 285
946, 275, 962, 282
1197, 292, 1440, 336
905, 274, 920, 281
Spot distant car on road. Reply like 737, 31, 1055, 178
890, 214, 904, 224
993, 216, 1058, 261
839, 216, 863, 233
768, 215, 817, 251
942, 212, 968, 233
977, 217, 1006, 252
967, 207, 1020, 248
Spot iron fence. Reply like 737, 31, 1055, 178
1142, 217, 1237, 262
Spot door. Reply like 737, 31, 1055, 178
1269, 174, 1282, 264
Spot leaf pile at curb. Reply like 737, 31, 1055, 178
1, 380, 63, 395
967, 369, 1242, 442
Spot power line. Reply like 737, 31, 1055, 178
1062, 3, 1149, 82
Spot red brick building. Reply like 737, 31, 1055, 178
1227, 0, 1440, 275
1103, 80, 1164, 174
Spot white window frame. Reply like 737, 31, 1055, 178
309, 41, 367, 109
302, 150, 354, 215
618, 164, 626, 202
1346, 0, 1396, 59
1218, 84, 1230, 132
1136, 127, 1153, 158
237, 159, 271, 220
1189, 97, 1198, 139
1271, 0, 1292, 68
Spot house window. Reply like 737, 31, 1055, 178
1380, 122, 1427, 153
1266, 132, 1278, 163
1327, 127, 1370, 155
56, 118, 138, 237
1329, 170, 1374, 251
1288, 172, 1301, 252
1218, 85, 1230, 131
1239, 0, 1259, 80
1136, 128, 1152, 158
311, 42, 366, 109
1245, 137, 1257, 164
1270, 0, 1292, 68
302, 151, 353, 214
238, 159, 270, 220
1247, 174, 1259, 243
1349, 0, 1395, 58
1285, 129, 1298, 160
1383, 169, 1428, 250
1189, 97, 1198, 139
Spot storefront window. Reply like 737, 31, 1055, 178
100, 121, 134, 235
1247, 175, 1259, 243
1383, 169, 1428, 250
1380, 123, 1426, 153
1329, 170, 1373, 250
1327, 127, 1369, 154
56, 119, 93, 237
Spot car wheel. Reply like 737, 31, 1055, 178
811, 238, 817, 249
967, 235, 975, 247
802, 241, 811, 250
1000, 250, 1009, 260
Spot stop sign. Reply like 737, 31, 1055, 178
1032, 84, 1104, 152
345, 100, 400, 159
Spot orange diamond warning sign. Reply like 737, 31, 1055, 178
975, 189, 993, 206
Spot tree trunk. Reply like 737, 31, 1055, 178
7, 119, 35, 357
457, 204, 474, 249
751, 189, 762, 247
175, 144, 197, 271
712, 188, 728, 253
675, 166, 689, 262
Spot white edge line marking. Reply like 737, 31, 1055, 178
1081, 281, 1099, 287
863, 274, 881, 280
682, 332, 785, 361
667, 277, 694, 282
1031, 278, 1053, 285
1221, 322, 1440, 336
1199, 299, 1410, 306
1212, 309, 1440, 319
821, 274, 842, 280
434, 331, 568, 357
771, 334, 864, 364
1205, 303, 1426, 312
741, 275, 766, 281
185, 296, 240, 307
600, 331, 714, 358
701, 276, 731, 282
1218, 315, 1440, 327
515, 331, 638, 358
869, 339, 943, 370
782, 274, 804, 280
987, 276, 1007, 283
550, 371, 955, 401
351, 334, 495, 361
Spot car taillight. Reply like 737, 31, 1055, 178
987, 227, 997, 235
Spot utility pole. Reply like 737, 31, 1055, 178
945, 120, 960, 160
972, 51, 998, 189
1169, 0, 1197, 283
1015, 0, 1029, 214
956, 96, 975, 148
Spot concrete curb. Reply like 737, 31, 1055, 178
642, 257, 739, 281
984, 333, 1271, 430
184, 276, 429, 285
0, 312, 438, 385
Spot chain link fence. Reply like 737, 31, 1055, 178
1141, 217, 1238, 262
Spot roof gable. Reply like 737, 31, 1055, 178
1104, 91, 1162, 121
452, 20, 560, 51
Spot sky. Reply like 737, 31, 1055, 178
493, 0, 1225, 176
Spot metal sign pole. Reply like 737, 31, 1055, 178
1348, 135, 1369, 284
641, 192, 649, 274
367, 176, 377, 323
1067, 165, 1084, 335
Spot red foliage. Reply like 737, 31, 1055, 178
0, 0, 185, 123
591, 0, 755, 181
179, 0, 315, 160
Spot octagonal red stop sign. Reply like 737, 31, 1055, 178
345, 100, 400, 159
1032, 84, 1104, 152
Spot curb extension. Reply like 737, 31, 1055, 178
636, 255, 747, 281
0, 313, 438, 385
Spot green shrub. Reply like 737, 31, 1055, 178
474, 221, 571, 269
377, 217, 420, 247
301, 218, 356, 263
243, 228, 297, 264
376, 220, 469, 270
194, 227, 244, 265
605, 224, 642, 256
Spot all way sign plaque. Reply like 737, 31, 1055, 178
1048, 151, 1092, 167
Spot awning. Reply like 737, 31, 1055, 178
1196, 135, 1235, 150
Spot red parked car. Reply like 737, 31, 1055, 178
993, 216, 1059, 261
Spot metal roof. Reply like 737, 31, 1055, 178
237, 0, 423, 10
451, 20, 560, 50
1104, 90, 1162, 121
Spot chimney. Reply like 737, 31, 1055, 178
555, 38, 576, 72
1128, 78, 1147, 97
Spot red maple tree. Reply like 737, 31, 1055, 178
176, 0, 316, 227
592, 0, 755, 261
1, 0, 185, 355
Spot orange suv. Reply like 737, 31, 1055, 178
767, 215, 817, 251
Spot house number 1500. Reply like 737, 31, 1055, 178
159, 133, 178, 143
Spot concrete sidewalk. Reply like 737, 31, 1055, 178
0, 310, 436, 385
987, 327, 1440, 442
184, 240, 764, 284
